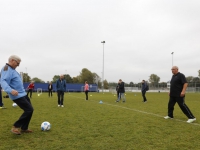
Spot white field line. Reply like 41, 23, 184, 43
68, 94, 200, 126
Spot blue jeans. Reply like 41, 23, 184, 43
13, 96, 34, 130
117, 93, 126, 102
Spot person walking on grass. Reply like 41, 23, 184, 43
27, 81, 34, 98
48, 81, 53, 97
56, 75, 66, 107
141, 80, 147, 103
164, 66, 196, 123
116, 79, 126, 103
116, 81, 121, 100
84, 81, 89, 100
0, 55, 34, 135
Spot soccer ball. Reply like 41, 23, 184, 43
41, 121, 51, 131
12, 103, 17, 107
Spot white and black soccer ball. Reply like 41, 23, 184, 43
12, 103, 17, 107
41, 121, 51, 131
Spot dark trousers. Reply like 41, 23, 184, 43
27, 89, 33, 98
142, 91, 147, 102
48, 90, 53, 97
57, 91, 64, 105
0, 86, 3, 107
13, 96, 34, 130
168, 96, 195, 119
85, 90, 88, 100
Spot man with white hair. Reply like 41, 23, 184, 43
164, 66, 196, 123
56, 74, 66, 107
0, 55, 34, 134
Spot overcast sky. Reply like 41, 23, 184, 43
0, 0, 200, 83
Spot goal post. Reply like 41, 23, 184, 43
37, 88, 42, 96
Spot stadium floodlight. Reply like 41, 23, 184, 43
171, 52, 174, 67
101, 41, 105, 93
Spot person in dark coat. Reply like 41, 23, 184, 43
116, 79, 126, 103
48, 81, 53, 97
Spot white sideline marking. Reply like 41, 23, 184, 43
68, 94, 200, 126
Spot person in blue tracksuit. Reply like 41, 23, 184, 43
56, 75, 66, 107
0, 55, 34, 135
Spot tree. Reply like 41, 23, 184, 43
72, 76, 80, 83
32, 77, 45, 83
103, 79, 109, 89
52, 75, 60, 83
129, 82, 134, 87
22, 73, 31, 83
149, 74, 160, 87
79, 68, 94, 83
193, 77, 200, 83
186, 76, 194, 82
198, 70, 200, 78
64, 74, 73, 83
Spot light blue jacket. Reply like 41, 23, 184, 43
0, 64, 26, 100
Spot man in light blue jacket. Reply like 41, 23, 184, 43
56, 75, 66, 107
0, 55, 34, 135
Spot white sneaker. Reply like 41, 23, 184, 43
164, 116, 173, 119
61, 105, 64, 107
58, 105, 60, 107
187, 118, 196, 123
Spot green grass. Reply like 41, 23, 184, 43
1, 92, 200, 150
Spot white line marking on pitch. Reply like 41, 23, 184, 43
68, 94, 200, 126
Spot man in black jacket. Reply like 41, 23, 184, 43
116, 79, 126, 103
48, 81, 53, 97
141, 80, 147, 102
164, 66, 196, 123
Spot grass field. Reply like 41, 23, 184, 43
0, 91, 200, 150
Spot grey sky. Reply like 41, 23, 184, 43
1, 0, 200, 83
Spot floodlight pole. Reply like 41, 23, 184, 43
171, 52, 174, 67
101, 41, 105, 93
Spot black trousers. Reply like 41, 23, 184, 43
27, 89, 33, 98
0, 87, 3, 107
48, 90, 53, 97
85, 90, 88, 100
57, 91, 64, 105
13, 96, 34, 130
168, 96, 195, 119
142, 91, 147, 102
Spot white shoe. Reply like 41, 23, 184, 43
164, 116, 173, 119
61, 105, 64, 107
187, 118, 196, 123
58, 105, 60, 107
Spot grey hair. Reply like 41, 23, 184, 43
9, 55, 21, 62
172, 66, 179, 70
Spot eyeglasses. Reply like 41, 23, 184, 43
14, 59, 20, 65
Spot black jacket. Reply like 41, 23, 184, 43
118, 82, 125, 93
48, 84, 53, 90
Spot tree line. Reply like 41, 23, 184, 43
23, 69, 200, 89
23, 68, 109, 89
